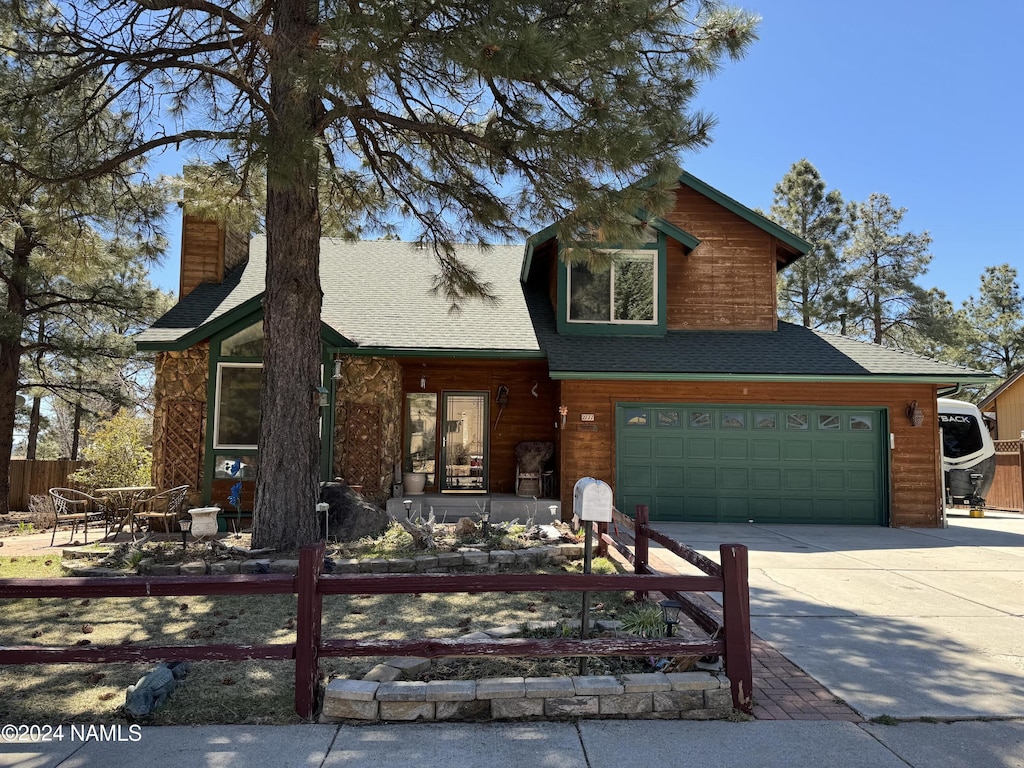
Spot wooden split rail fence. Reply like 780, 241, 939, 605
0, 518, 752, 718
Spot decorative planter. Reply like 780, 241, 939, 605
188, 507, 221, 539
402, 472, 426, 495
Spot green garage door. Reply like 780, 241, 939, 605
616, 404, 887, 525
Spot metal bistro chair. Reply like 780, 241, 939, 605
133, 485, 191, 534
48, 488, 108, 546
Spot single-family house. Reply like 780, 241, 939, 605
136, 172, 991, 527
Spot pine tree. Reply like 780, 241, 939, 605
770, 160, 851, 330
960, 264, 1024, 378
0, 0, 760, 547
0, 16, 171, 513
844, 193, 933, 347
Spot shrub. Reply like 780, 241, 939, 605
69, 411, 153, 490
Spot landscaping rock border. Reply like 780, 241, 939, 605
320, 619, 733, 723
60, 543, 585, 577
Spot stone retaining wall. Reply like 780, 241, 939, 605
321, 671, 733, 722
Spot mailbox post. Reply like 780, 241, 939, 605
572, 478, 613, 674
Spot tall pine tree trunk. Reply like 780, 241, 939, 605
0, 234, 31, 515
251, 0, 324, 550
26, 396, 41, 460
71, 402, 83, 460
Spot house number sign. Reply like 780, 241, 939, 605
580, 413, 596, 422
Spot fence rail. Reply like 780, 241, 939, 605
0, 524, 753, 719
7, 460, 86, 511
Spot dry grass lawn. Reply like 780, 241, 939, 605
0, 555, 639, 725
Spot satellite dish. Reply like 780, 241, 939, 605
15, 395, 26, 408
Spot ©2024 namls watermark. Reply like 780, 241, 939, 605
1, 723, 143, 743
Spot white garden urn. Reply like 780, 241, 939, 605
188, 506, 221, 539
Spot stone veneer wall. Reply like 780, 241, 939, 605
332, 356, 402, 505
151, 344, 209, 504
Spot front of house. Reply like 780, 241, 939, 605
137, 172, 991, 527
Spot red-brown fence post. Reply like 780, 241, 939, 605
720, 543, 752, 714
295, 541, 326, 720
634, 505, 649, 601
596, 521, 609, 557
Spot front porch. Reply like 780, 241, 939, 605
385, 493, 562, 525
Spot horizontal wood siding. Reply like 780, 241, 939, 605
664, 186, 777, 331
993, 384, 1024, 441
401, 360, 557, 494
180, 215, 225, 299
557, 380, 942, 527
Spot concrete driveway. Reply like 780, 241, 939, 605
653, 513, 1024, 720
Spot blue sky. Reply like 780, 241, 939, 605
147, 0, 1023, 308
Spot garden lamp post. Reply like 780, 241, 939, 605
403, 499, 413, 519
178, 519, 191, 553
659, 599, 683, 637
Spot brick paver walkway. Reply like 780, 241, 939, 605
644, 543, 863, 722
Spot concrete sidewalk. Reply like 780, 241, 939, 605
3, 720, 1024, 767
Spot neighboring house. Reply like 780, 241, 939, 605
136, 172, 991, 527
979, 367, 1024, 440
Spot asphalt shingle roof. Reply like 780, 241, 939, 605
139, 236, 991, 383
524, 287, 992, 381
137, 238, 539, 352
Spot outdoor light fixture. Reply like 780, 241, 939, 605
558, 404, 568, 429
659, 599, 683, 637
905, 400, 924, 427
178, 519, 191, 552
403, 499, 413, 519
420, 375, 426, 389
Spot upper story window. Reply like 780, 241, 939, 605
221, 322, 264, 357
567, 250, 656, 325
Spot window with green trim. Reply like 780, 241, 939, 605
221, 322, 264, 357
214, 363, 262, 449
568, 251, 656, 324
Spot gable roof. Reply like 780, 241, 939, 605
524, 287, 993, 384
137, 238, 541, 355
520, 170, 811, 281
979, 366, 1024, 409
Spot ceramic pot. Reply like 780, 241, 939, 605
402, 472, 426, 495
188, 506, 221, 539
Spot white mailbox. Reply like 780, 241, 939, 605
572, 477, 613, 523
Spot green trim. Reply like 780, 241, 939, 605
675, 171, 811, 255
556, 237, 667, 337
321, 348, 335, 481
137, 295, 266, 352
331, 347, 545, 359
136, 293, 356, 352
635, 210, 701, 250
521, 222, 559, 283
551, 371, 996, 383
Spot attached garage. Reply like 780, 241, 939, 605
615, 403, 888, 525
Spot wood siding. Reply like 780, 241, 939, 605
664, 186, 777, 331
180, 215, 225, 299
992, 382, 1024, 441
556, 380, 942, 527
401, 359, 557, 494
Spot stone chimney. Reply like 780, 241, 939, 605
178, 214, 250, 299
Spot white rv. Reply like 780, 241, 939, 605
938, 397, 996, 507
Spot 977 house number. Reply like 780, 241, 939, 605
0, 724, 142, 742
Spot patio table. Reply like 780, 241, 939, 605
95, 485, 157, 539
